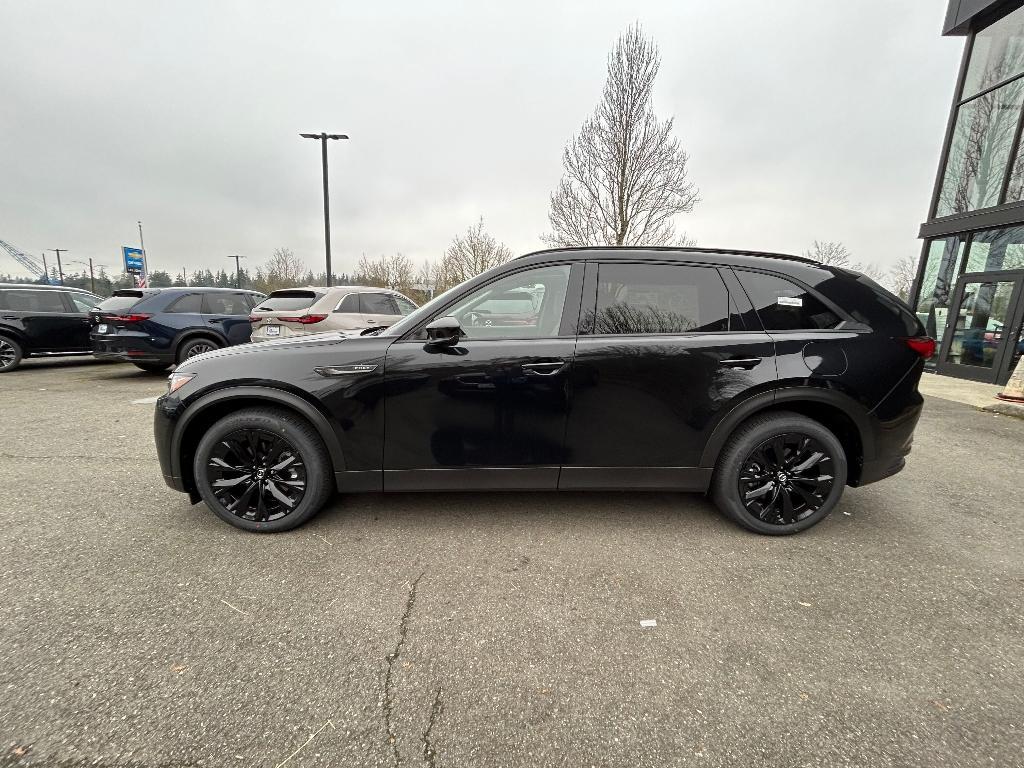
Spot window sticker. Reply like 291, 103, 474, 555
777, 296, 803, 307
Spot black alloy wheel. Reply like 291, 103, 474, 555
0, 336, 22, 372
207, 428, 307, 522
738, 433, 834, 525
712, 411, 847, 535
193, 408, 333, 532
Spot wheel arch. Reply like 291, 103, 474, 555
172, 386, 346, 498
0, 328, 29, 352
700, 388, 872, 486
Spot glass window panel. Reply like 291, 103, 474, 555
359, 293, 398, 315
938, 79, 1024, 216
962, 6, 1024, 99
944, 280, 1017, 368
444, 264, 571, 339
965, 225, 1024, 271
167, 294, 203, 313
734, 271, 841, 331
914, 237, 966, 362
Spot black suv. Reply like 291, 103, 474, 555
0, 283, 103, 372
91, 287, 265, 372
155, 248, 931, 535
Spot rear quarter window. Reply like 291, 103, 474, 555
735, 270, 842, 331
165, 294, 204, 313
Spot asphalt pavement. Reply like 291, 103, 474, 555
1, 356, 1022, 768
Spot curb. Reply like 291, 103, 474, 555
979, 401, 1024, 419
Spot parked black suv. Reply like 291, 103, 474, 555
0, 283, 103, 372
155, 248, 932, 535
91, 287, 265, 372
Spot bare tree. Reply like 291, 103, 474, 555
355, 252, 415, 292
804, 240, 851, 267
264, 247, 306, 289
888, 253, 919, 301
545, 24, 699, 248
437, 218, 514, 291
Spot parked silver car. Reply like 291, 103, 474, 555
250, 286, 418, 340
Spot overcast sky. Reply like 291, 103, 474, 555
0, 0, 961, 280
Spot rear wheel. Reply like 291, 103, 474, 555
193, 408, 334, 532
0, 336, 23, 373
133, 362, 171, 373
712, 411, 847, 535
177, 337, 219, 363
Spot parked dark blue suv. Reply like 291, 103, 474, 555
90, 287, 265, 372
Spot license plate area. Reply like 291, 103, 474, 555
97, 324, 108, 334
265, 325, 281, 336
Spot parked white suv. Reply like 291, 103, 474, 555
250, 286, 418, 341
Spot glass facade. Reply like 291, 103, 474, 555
936, 6, 1024, 217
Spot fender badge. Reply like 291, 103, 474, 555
314, 364, 379, 376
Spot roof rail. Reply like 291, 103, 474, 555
517, 245, 820, 265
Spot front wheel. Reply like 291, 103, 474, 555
193, 408, 334, 532
712, 411, 847, 535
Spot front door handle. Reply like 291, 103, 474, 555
522, 360, 567, 376
720, 357, 762, 369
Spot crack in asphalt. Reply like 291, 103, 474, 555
382, 571, 425, 768
421, 685, 444, 768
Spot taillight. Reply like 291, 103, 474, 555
111, 313, 152, 323
901, 336, 936, 358
278, 314, 327, 325
248, 315, 260, 322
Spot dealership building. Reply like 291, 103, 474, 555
912, 0, 1024, 384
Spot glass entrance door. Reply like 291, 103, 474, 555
937, 271, 1024, 384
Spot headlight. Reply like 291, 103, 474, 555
167, 371, 196, 394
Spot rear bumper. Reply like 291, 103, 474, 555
852, 397, 923, 487
92, 334, 173, 363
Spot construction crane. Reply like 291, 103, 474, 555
0, 239, 49, 282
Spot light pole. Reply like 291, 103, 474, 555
227, 254, 245, 288
50, 249, 67, 285
137, 220, 148, 288
70, 258, 105, 294
300, 132, 348, 286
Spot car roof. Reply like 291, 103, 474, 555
266, 285, 405, 294
517, 246, 820, 268
147, 286, 261, 293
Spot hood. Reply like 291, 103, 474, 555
180, 331, 353, 368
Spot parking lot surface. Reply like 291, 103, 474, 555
1, 357, 1022, 768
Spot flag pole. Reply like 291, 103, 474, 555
137, 220, 147, 288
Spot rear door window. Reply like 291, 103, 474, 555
166, 294, 203, 313
590, 263, 733, 334
335, 293, 360, 313
3, 289, 66, 312
360, 293, 398, 315
202, 293, 250, 315
254, 290, 322, 312
735, 270, 842, 330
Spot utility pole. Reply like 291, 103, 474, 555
41, 253, 49, 285
50, 249, 67, 285
300, 132, 349, 286
227, 254, 245, 288
137, 220, 148, 288
70, 259, 102, 293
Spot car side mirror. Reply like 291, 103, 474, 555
424, 316, 463, 348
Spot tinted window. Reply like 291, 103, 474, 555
736, 270, 841, 330
3, 289, 66, 312
443, 264, 571, 339
590, 264, 730, 334
360, 293, 398, 315
335, 293, 360, 313
166, 294, 203, 313
203, 293, 249, 315
394, 295, 417, 315
97, 291, 146, 312
68, 293, 100, 312
254, 290, 322, 312
962, 5, 1024, 99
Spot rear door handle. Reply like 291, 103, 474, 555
720, 357, 762, 369
522, 360, 567, 376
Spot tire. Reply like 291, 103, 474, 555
193, 407, 334, 533
133, 362, 172, 373
177, 337, 220, 363
711, 411, 847, 536
0, 336, 24, 373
